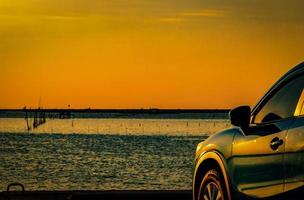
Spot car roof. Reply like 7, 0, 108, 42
251, 62, 304, 115
279, 62, 304, 82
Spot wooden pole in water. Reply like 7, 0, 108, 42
24, 106, 31, 131
33, 111, 38, 128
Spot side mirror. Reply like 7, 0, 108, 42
229, 106, 251, 128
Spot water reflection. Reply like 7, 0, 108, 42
0, 118, 230, 136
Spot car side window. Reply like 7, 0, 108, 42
253, 75, 304, 124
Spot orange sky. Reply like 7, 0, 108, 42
0, 0, 304, 109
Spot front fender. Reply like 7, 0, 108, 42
193, 150, 232, 200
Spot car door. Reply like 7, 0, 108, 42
284, 86, 304, 193
230, 74, 304, 198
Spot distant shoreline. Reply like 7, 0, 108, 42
0, 109, 230, 119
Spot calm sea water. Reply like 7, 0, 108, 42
0, 118, 230, 191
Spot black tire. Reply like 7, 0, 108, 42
197, 169, 227, 200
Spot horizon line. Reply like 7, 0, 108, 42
0, 108, 231, 112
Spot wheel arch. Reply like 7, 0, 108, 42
193, 151, 231, 200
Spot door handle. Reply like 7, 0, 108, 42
270, 137, 284, 151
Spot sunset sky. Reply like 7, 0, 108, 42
0, 0, 304, 109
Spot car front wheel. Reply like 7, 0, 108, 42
198, 169, 226, 200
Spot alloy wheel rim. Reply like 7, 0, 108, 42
202, 182, 223, 200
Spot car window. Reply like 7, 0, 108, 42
254, 75, 304, 124
294, 89, 304, 116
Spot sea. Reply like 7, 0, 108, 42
0, 118, 230, 191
